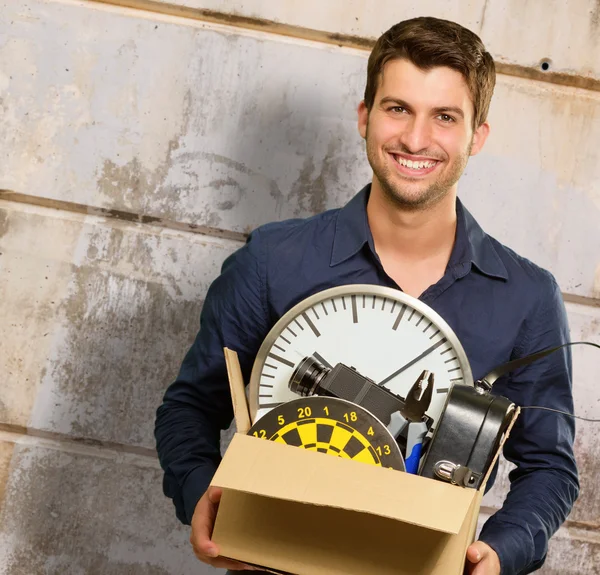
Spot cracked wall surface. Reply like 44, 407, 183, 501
0, 1, 599, 573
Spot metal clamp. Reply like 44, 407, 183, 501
433, 460, 481, 488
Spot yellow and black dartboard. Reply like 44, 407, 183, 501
248, 396, 405, 471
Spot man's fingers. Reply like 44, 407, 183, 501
207, 486, 222, 505
192, 548, 246, 569
470, 559, 493, 575
466, 541, 487, 563
191, 509, 217, 555
465, 541, 484, 575
465, 541, 500, 575
192, 546, 258, 571
190, 488, 222, 558
190, 487, 256, 570
192, 537, 219, 559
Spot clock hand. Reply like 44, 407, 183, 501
312, 351, 333, 369
379, 338, 447, 387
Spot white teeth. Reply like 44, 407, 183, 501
393, 155, 436, 170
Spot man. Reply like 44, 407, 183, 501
155, 17, 578, 575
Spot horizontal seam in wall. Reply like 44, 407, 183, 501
563, 293, 600, 308
2, 189, 599, 308
0, 189, 247, 243
0, 423, 161, 466
479, 505, 600, 533
87, 0, 600, 94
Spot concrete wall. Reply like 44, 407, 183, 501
0, 0, 598, 573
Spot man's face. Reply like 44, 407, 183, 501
358, 58, 489, 209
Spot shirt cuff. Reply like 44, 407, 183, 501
478, 521, 536, 575
182, 463, 218, 525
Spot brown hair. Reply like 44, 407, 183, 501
364, 17, 496, 129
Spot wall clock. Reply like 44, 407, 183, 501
248, 285, 473, 431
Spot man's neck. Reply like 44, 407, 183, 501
366, 183, 458, 263
365, 182, 458, 297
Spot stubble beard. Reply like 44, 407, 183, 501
365, 125, 472, 211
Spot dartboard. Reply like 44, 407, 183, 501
247, 396, 405, 471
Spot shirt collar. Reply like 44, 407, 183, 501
330, 184, 373, 266
454, 200, 508, 280
330, 184, 508, 281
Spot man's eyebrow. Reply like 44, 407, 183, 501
379, 97, 412, 109
432, 106, 465, 119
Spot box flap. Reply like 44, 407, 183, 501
224, 347, 251, 434
212, 433, 477, 534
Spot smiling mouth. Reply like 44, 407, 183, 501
390, 153, 440, 174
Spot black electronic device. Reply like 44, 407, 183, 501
419, 384, 515, 488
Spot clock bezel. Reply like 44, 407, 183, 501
248, 284, 474, 423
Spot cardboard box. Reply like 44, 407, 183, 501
211, 348, 518, 575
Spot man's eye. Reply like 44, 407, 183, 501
390, 106, 407, 113
438, 114, 455, 123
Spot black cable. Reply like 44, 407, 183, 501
480, 341, 600, 388
480, 341, 600, 422
520, 406, 600, 422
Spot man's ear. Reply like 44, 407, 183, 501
357, 100, 369, 139
470, 121, 490, 156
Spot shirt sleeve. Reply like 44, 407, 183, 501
478, 274, 580, 574
154, 228, 271, 525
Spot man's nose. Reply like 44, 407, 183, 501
399, 116, 432, 154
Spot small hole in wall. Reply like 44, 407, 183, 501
540, 59, 551, 71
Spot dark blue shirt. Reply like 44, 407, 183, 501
155, 185, 578, 575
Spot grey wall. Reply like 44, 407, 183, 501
0, 1, 599, 573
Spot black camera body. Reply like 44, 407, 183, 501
290, 357, 407, 428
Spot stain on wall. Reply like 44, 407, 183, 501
0, 445, 199, 575
0, 207, 82, 430
0, 442, 15, 513
591, 0, 600, 30
0, 204, 240, 449
0, 211, 9, 239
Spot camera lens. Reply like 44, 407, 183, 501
289, 356, 331, 396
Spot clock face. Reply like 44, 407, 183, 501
248, 285, 473, 430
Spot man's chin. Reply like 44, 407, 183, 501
380, 183, 442, 209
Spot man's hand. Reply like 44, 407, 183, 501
465, 541, 501, 575
190, 486, 258, 571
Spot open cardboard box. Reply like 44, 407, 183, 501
211, 348, 520, 574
